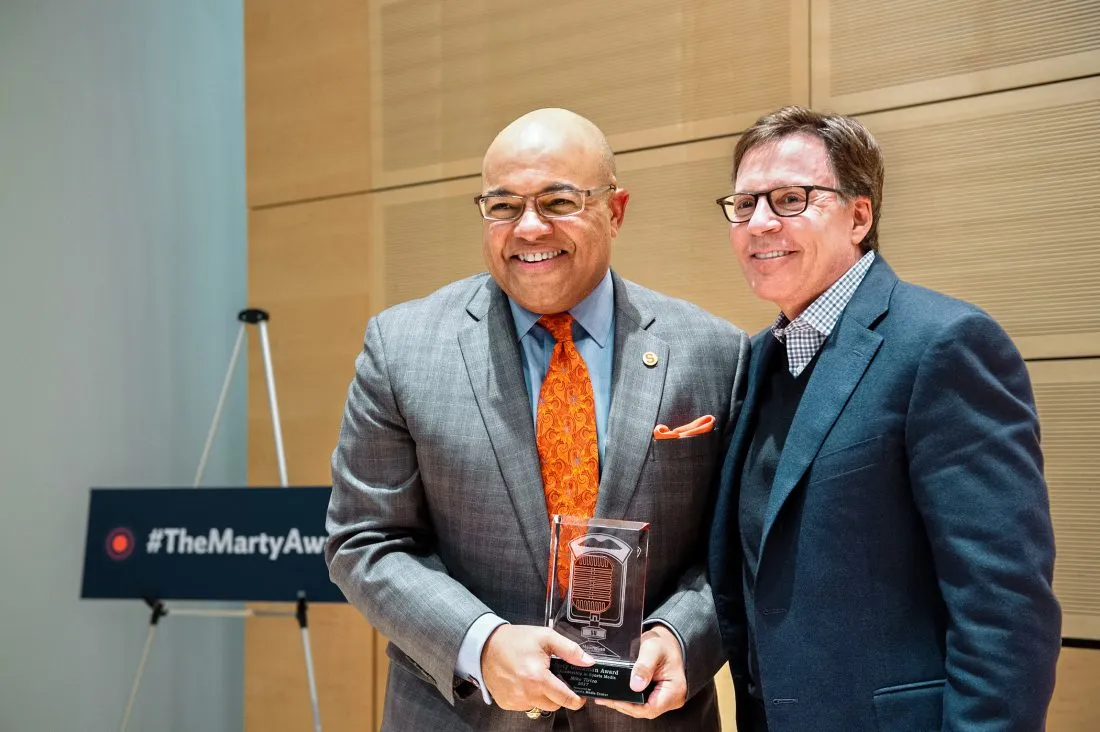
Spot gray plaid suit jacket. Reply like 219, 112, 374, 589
326, 270, 749, 731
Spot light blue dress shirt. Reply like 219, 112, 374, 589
455, 270, 615, 702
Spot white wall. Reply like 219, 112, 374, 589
0, 1, 247, 730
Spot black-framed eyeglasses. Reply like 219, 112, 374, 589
715, 185, 842, 223
474, 184, 616, 222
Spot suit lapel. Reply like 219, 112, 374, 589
757, 258, 897, 557
724, 331, 778, 492
596, 274, 669, 520
457, 279, 550, 583
710, 330, 776, 585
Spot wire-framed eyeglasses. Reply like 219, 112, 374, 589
475, 184, 616, 222
715, 185, 842, 223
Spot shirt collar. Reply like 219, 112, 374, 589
508, 269, 614, 347
772, 250, 875, 342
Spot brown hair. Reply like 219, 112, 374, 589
732, 106, 884, 252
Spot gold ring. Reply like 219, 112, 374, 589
525, 707, 543, 719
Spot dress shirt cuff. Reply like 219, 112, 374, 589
456, 612, 509, 705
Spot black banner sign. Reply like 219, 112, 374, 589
81, 486, 345, 603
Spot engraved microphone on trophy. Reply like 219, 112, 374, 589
567, 534, 629, 657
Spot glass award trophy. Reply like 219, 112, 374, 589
545, 515, 651, 703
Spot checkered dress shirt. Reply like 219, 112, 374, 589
772, 251, 876, 376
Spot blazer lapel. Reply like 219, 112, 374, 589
710, 330, 776, 583
457, 279, 550, 583
596, 274, 669, 520
757, 258, 897, 556
724, 331, 778, 492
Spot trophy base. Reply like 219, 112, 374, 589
549, 656, 652, 704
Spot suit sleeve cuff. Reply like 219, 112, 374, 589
456, 613, 509, 705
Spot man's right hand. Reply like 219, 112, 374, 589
481, 624, 594, 713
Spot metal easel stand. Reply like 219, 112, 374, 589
118, 309, 322, 732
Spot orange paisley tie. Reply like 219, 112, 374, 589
536, 313, 599, 591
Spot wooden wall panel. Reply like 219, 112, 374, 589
246, 194, 377, 732
372, 182, 483, 310
715, 664, 737, 731
858, 77, 1100, 359
811, 0, 1100, 113
1028, 359, 1100, 641
246, 0, 371, 207
373, 630, 389, 732
247, 195, 375, 487
368, 0, 809, 187
244, 603, 376, 732
1048, 647, 1100, 731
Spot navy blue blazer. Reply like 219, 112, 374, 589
708, 257, 1061, 732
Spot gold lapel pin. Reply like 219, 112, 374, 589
642, 351, 659, 368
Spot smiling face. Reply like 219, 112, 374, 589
480, 112, 628, 315
730, 133, 871, 319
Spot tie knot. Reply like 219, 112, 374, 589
539, 313, 574, 343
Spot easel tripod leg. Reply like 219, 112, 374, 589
256, 318, 288, 487
297, 595, 323, 732
194, 322, 246, 488
120, 600, 167, 732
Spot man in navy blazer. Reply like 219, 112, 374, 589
707, 106, 1061, 731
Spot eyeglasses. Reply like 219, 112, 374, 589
715, 185, 842, 223
474, 184, 616, 222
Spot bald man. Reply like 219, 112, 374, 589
326, 109, 749, 731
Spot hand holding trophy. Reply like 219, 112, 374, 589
545, 515, 652, 703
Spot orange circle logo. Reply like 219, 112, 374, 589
106, 528, 134, 560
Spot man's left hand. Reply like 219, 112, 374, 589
593, 625, 687, 719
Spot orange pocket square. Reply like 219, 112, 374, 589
653, 414, 715, 440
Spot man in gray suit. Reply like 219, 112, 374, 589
326, 108, 749, 731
